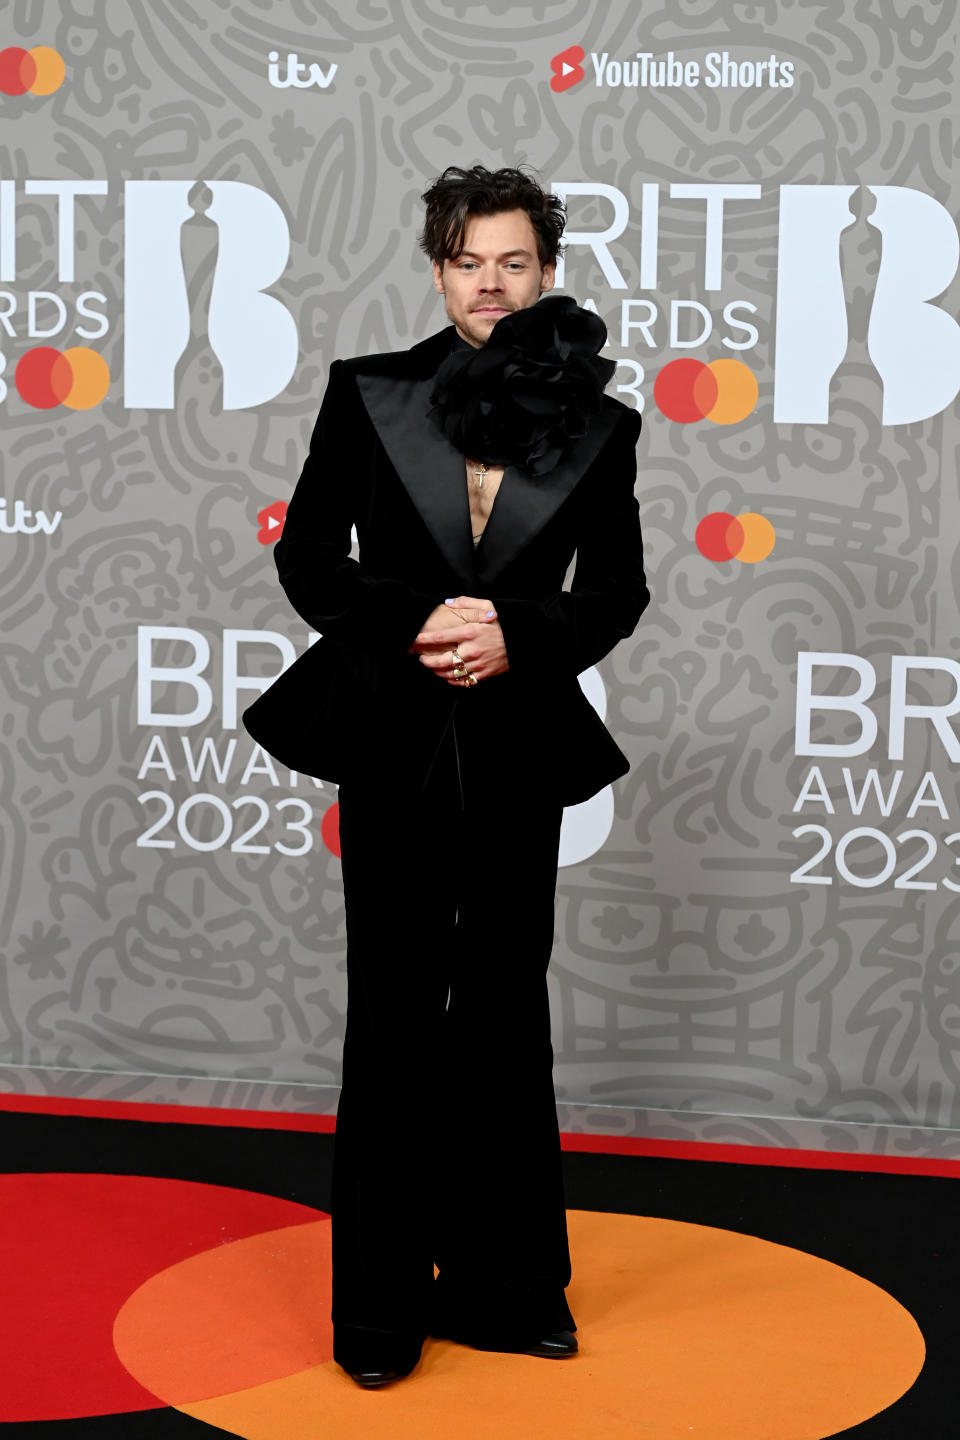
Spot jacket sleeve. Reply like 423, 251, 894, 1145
273, 360, 439, 655
492, 408, 649, 677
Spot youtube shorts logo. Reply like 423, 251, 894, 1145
550, 44, 585, 92
257, 500, 287, 545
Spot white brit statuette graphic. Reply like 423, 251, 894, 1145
559, 667, 616, 867
123, 181, 298, 411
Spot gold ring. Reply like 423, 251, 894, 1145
465, 673, 478, 687
451, 647, 463, 665
453, 664, 468, 678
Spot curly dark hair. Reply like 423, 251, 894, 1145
418, 164, 566, 269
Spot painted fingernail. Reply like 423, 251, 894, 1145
444, 598, 455, 604
485, 610, 495, 618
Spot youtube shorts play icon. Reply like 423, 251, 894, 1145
550, 44, 585, 92
257, 500, 287, 545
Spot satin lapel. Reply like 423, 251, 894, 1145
356, 371, 477, 581
476, 406, 620, 584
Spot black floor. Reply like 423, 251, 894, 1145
0, 1108, 954, 1439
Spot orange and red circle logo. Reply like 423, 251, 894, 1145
655, 358, 758, 424
14, 347, 110, 409
696, 511, 775, 563
0, 46, 64, 95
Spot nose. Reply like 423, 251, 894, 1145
477, 265, 503, 293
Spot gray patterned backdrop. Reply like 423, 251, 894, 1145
1, 0, 959, 1159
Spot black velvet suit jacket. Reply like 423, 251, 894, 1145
242, 322, 649, 805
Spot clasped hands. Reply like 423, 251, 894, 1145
407, 595, 509, 686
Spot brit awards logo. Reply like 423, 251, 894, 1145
0, 179, 297, 412
550, 179, 960, 427
774, 185, 960, 424
124, 181, 297, 409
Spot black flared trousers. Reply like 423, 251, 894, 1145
330, 704, 575, 1371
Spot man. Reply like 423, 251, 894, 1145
243, 164, 649, 1387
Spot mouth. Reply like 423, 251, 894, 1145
472, 306, 511, 317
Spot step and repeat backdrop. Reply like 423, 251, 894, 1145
1, 3, 959, 1151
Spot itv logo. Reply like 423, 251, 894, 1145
266, 50, 338, 89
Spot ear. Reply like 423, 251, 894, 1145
432, 260, 445, 295
539, 261, 556, 294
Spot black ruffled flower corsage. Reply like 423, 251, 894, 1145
427, 294, 615, 478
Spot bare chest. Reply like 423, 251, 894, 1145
465, 456, 505, 542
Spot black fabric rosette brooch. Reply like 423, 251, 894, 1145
427, 294, 616, 479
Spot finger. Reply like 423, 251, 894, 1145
424, 645, 476, 674
414, 624, 482, 646
454, 608, 494, 624
445, 595, 492, 610
442, 653, 477, 682
411, 637, 459, 654
446, 597, 495, 619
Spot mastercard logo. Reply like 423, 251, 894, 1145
321, 801, 341, 856
654, 358, 758, 424
0, 45, 64, 95
696, 511, 775, 563
14, 346, 110, 409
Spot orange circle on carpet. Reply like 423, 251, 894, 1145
0, 1173, 322, 1422
114, 1218, 333, 1403
114, 1209, 923, 1440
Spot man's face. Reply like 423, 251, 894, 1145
432, 208, 556, 348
